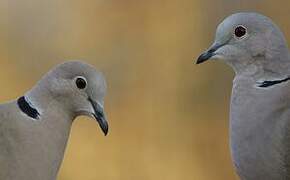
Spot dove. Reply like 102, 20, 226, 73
197, 12, 290, 179
0, 61, 108, 180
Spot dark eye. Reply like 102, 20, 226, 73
75, 77, 87, 89
234, 25, 247, 38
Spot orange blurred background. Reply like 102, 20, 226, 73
1, 0, 290, 179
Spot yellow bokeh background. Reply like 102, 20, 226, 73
1, 0, 290, 179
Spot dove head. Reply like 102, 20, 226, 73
197, 12, 290, 76
25, 61, 108, 135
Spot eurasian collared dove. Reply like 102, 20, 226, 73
196, 13, 290, 179
0, 61, 108, 180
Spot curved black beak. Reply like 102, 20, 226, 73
196, 51, 215, 64
88, 97, 108, 136
196, 43, 224, 64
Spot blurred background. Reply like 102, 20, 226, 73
1, 0, 290, 179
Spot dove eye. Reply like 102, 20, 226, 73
75, 76, 87, 89
234, 25, 247, 38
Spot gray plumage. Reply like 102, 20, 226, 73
0, 61, 108, 180
197, 13, 290, 179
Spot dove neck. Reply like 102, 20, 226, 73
232, 50, 290, 80
25, 81, 75, 120
22, 82, 74, 178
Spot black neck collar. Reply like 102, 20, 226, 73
257, 77, 290, 88
17, 96, 40, 119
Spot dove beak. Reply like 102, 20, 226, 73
88, 97, 108, 136
196, 43, 224, 64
